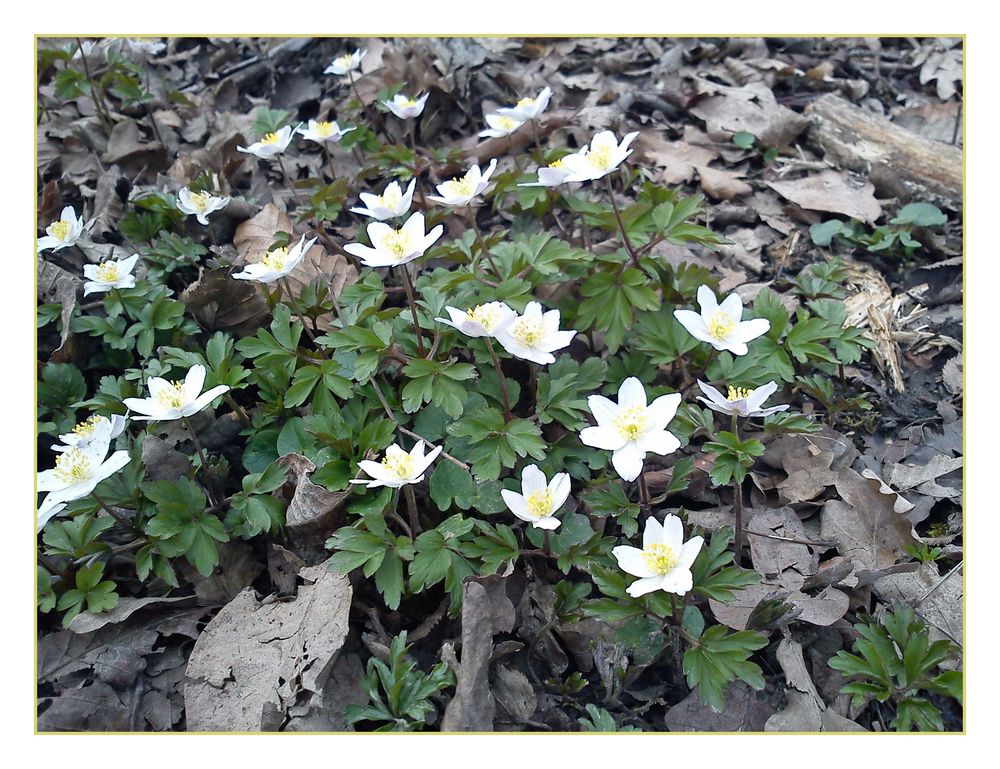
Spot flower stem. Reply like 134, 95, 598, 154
543, 529, 552, 557
279, 277, 320, 347
276, 154, 305, 209
38, 553, 72, 582
604, 175, 639, 266
321, 143, 336, 182
638, 472, 652, 509
731, 414, 745, 567
91, 491, 142, 535
403, 483, 421, 536
182, 417, 218, 505
466, 205, 502, 279
397, 264, 427, 355
223, 393, 252, 428
75, 38, 114, 131
485, 337, 512, 421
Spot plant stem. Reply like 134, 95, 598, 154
38, 553, 72, 582
389, 508, 414, 540
485, 337, 512, 421
321, 143, 336, 181
731, 414, 745, 567
75, 38, 114, 131
467, 205, 502, 278
279, 277, 320, 347
543, 529, 552, 557
638, 473, 652, 509
397, 264, 427, 355
529, 363, 538, 410
406, 122, 429, 211
403, 484, 421, 536
223, 393, 252, 428
182, 417, 217, 505
91, 491, 142, 536
604, 175, 639, 266
276, 154, 305, 209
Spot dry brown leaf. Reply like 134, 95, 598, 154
689, 80, 809, 148
38, 260, 80, 363
664, 681, 774, 732
765, 170, 882, 224
277, 453, 350, 538
747, 507, 819, 589
697, 165, 753, 200
636, 128, 718, 185
181, 267, 270, 337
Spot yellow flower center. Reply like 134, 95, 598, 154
548, 158, 564, 169
48, 219, 72, 241
313, 121, 335, 137
517, 97, 535, 109
381, 447, 415, 479
381, 228, 415, 259
642, 543, 678, 574
72, 415, 102, 437
614, 406, 647, 441
441, 173, 477, 198
337, 54, 354, 68
189, 191, 213, 212
54, 448, 91, 484
727, 386, 752, 402
156, 380, 186, 410
707, 309, 737, 341
377, 186, 402, 210
94, 261, 120, 283
511, 316, 545, 346
260, 132, 281, 145
496, 116, 519, 132
586, 143, 614, 170
468, 304, 501, 332
262, 247, 289, 272
526, 489, 554, 518
400, 97, 418, 108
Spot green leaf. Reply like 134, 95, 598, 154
447, 408, 546, 480
682, 625, 767, 712
576, 265, 660, 353
732, 131, 756, 149
891, 203, 946, 228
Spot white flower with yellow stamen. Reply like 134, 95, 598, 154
674, 285, 770, 356
519, 155, 577, 188
696, 380, 789, 418
237, 125, 297, 159
436, 301, 517, 339
344, 213, 443, 269
613, 514, 704, 598
36, 434, 131, 508
427, 159, 498, 206
579, 377, 681, 483
561, 130, 639, 183
494, 301, 576, 365
123, 364, 230, 422
177, 187, 230, 225
384, 93, 429, 119
501, 464, 570, 530
297, 119, 355, 145
232, 235, 317, 285
478, 112, 524, 139
82, 254, 139, 296
351, 179, 417, 221
53, 414, 127, 453
350, 441, 442, 489
324, 49, 365, 76
37, 206, 85, 253
497, 86, 552, 122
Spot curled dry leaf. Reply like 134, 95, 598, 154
765, 170, 882, 224
277, 452, 350, 539
37, 260, 80, 363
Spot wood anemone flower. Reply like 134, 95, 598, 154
122, 364, 230, 422
613, 514, 704, 598
350, 441, 442, 489
37, 205, 85, 253
696, 380, 790, 418
427, 159, 498, 206
674, 285, 771, 356
344, 213, 443, 268
500, 464, 570, 530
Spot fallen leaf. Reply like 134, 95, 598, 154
747, 507, 819, 589
493, 665, 537, 725
67, 595, 190, 634
697, 165, 752, 200
689, 80, 809, 148
140, 434, 191, 482
37, 260, 80, 363
664, 681, 774, 732
180, 267, 270, 337
277, 453, 350, 538
873, 561, 962, 650
766, 170, 882, 224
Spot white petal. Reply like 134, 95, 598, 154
579, 425, 625, 451
613, 545, 658, 579
719, 292, 744, 322
642, 517, 662, 550
696, 285, 719, 316
626, 575, 666, 598
414, 444, 443, 476
677, 536, 704, 570
532, 516, 561, 530
520, 464, 547, 496
696, 380, 728, 408
548, 473, 571, 513
617, 377, 647, 411
659, 569, 693, 596
586, 395, 619, 427
636, 429, 680, 457
673, 310, 713, 343
645, 393, 682, 430
747, 381, 778, 411
660, 514, 684, 550
501, 489, 530, 520
94, 450, 131, 483
719, 339, 750, 356
611, 442, 644, 482
184, 364, 207, 403
728, 318, 771, 344
184, 385, 230, 416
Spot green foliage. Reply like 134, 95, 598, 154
809, 203, 946, 258
55, 562, 119, 628
682, 624, 768, 713
576, 262, 660, 353
690, 527, 760, 602
447, 407, 546, 480
828, 605, 962, 731
702, 431, 765, 486
578, 704, 640, 732
142, 477, 230, 577
326, 507, 414, 610
346, 631, 455, 731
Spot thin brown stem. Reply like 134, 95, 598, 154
76, 38, 113, 131
280, 277, 320, 347
467, 205, 502, 278
389, 509, 414, 540
731, 414, 744, 567
397, 264, 427, 355
604, 175, 639, 266
321, 143, 336, 182
403, 484, 421, 536
277, 154, 305, 208
485, 337, 512, 421
182, 417, 217, 505
638, 473, 652, 509
91, 491, 142, 536
223, 393, 252, 428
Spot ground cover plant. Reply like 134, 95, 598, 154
36, 35, 963, 732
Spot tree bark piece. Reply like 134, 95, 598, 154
805, 94, 962, 207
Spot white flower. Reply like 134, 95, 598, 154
177, 187, 230, 225
500, 464, 570, 530
696, 380, 790, 418
384, 93, 429, 119
37, 206, 85, 253
324, 49, 365, 76
436, 301, 517, 339
579, 377, 681, 483
350, 179, 416, 221
232, 235, 317, 284
237, 125, 297, 159
427, 159, 498, 206
612, 514, 704, 598
350, 441, 442, 489
561, 130, 639, 183
297, 119, 355, 145
83, 254, 139, 296
497, 87, 552, 121
518, 156, 577, 188
37, 434, 131, 507
53, 414, 127, 453
674, 285, 771, 356
478, 112, 524, 139
122, 364, 230, 422
124, 38, 166, 57
344, 213, 443, 268
494, 301, 576, 365
37, 497, 67, 533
